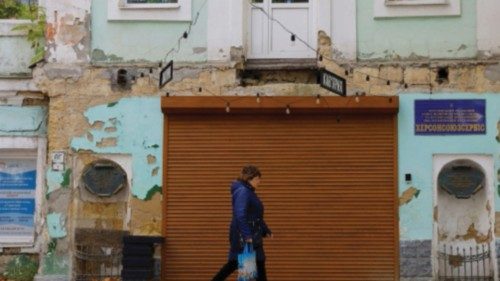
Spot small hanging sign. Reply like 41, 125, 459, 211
318, 68, 346, 97
159, 60, 173, 89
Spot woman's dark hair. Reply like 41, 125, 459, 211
238, 165, 262, 182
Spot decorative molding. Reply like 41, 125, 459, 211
0, 79, 37, 92
374, 0, 460, 18
385, 0, 448, 6
118, 0, 180, 10
107, 0, 191, 21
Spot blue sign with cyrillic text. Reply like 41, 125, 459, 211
0, 159, 37, 243
415, 99, 486, 135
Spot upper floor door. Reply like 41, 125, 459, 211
248, 0, 316, 59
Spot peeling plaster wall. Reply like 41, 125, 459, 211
356, 0, 477, 60
398, 94, 500, 279
434, 155, 494, 252
46, 213, 67, 239
399, 93, 500, 241
30, 27, 500, 279
317, 31, 500, 95
71, 97, 163, 200
44, 0, 91, 64
90, 0, 207, 63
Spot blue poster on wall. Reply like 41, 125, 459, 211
0, 159, 36, 243
415, 99, 486, 135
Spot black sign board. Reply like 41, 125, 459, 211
438, 165, 485, 199
318, 68, 346, 96
159, 60, 173, 89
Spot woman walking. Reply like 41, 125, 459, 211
212, 165, 273, 281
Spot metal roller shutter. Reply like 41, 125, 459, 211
162, 98, 398, 281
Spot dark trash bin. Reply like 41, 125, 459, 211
121, 235, 164, 281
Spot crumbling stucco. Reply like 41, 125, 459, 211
27, 23, 500, 281
317, 31, 500, 96
129, 192, 162, 236
147, 155, 156, 164
496, 121, 500, 142
485, 64, 500, 82
193, 47, 207, 54
454, 224, 492, 244
42, 64, 84, 81
448, 254, 465, 268
96, 137, 117, 148
399, 187, 420, 206
91, 49, 124, 63
45, 0, 91, 64
46, 169, 71, 196
70, 98, 162, 200
495, 212, 500, 236
47, 213, 67, 239
77, 202, 127, 230
152, 167, 159, 177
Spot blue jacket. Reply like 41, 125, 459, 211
228, 180, 272, 261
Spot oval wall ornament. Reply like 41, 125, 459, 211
438, 165, 485, 199
82, 160, 127, 197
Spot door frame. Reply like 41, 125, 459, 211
247, 0, 317, 59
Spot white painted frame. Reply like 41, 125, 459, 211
432, 154, 498, 281
118, 0, 180, 10
0, 80, 38, 101
107, 0, 191, 21
331, 0, 356, 61
385, 0, 448, 6
374, 0, 461, 18
207, 0, 241, 61
0, 137, 46, 251
247, 0, 317, 59
208, 0, 356, 62
476, 0, 500, 57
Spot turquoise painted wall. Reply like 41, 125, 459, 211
357, 1, 477, 60
0, 106, 47, 136
91, 0, 207, 63
70, 97, 163, 200
398, 93, 500, 240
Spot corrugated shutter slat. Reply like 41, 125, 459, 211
163, 114, 397, 281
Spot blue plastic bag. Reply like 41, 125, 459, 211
238, 243, 258, 281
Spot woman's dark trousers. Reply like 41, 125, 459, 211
211, 259, 267, 281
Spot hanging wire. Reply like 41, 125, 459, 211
160, 0, 419, 112
160, 0, 433, 99
160, 0, 434, 110
163, 0, 209, 62
166, 85, 372, 115
247, 0, 434, 91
